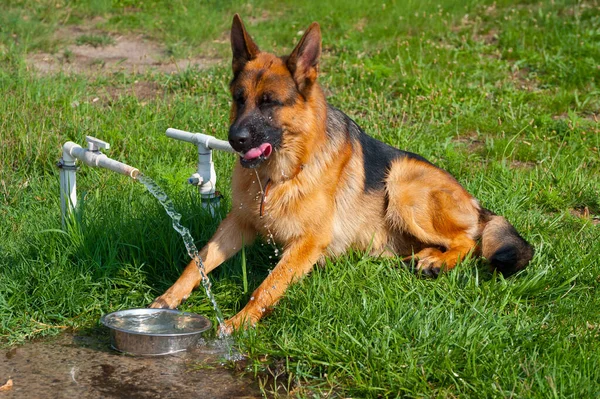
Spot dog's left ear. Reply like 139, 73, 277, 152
287, 22, 321, 94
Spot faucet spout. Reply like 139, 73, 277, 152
62, 139, 139, 179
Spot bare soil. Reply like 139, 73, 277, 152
570, 206, 600, 225
452, 131, 485, 152
26, 24, 221, 76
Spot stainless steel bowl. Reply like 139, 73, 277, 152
100, 308, 212, 356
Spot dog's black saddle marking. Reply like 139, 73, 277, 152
326, 105, 430, 192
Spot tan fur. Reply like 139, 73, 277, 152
151, 15, 532, 332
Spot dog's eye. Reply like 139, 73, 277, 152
235, 95, 245, 106
233, 90, 246, 106
259, 94, 282, 108
261, 94, 273, 105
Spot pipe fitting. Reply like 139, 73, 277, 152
59, 136, 141, 226
188, 173, 203, 186
62, 138, 140, 179
166, 128, 233, 198
166, 128, 235, 154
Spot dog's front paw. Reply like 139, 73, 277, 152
218, 320, 235, 337
149, 292, 182, 309
416, 257, 442, 278
220, 311, 257, 334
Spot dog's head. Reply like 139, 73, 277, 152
228, 14, 322, 169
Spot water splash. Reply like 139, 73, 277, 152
136, 174, 225, 328
136, 174, 245, 360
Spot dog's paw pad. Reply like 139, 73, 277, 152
416, 257, 442, 278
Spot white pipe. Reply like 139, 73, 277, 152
166, 128, 235, 197
166, 128, 234, 216
166, 128, 235, 154
196, 149, 216, 196
59, 140, 140, 226
59, 154, 77, 226
63, 142, 140, 178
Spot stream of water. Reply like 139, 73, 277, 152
135, 174, 226, 329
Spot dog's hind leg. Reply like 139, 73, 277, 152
150, 214, 256, 309
386, 157, 481, 277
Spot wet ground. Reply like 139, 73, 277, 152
1, 332, 264, 398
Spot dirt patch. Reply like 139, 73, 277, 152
354, 18, 368, 33
474, 28, 499, 45
508, 66, 538, 91
570, 206, 600, 225
452, 131, 485, 152
510, 160, 536, 169
586, 113, 599, 123
26, 24, 222, 75
246, 10, 272, 25
87, 81, 164, 105
552, 112, 570, 121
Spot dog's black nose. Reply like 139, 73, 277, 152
228, 126, 252, 151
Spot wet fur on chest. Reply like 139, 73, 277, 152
230, 104, 418, 255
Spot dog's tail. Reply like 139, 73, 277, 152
480, 210, 534, 276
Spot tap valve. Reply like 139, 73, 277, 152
86, 136, 111, 152
188, 173, 203, 186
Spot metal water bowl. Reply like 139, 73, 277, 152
100, 308, 212, 356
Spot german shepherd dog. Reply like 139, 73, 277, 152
151, 15, 534, 332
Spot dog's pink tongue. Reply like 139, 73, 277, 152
243, 147, 263, 160
243, 143, 272, 160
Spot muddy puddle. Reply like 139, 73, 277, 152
1, 332, 264, 398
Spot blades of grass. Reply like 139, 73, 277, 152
241, 235, 248, 294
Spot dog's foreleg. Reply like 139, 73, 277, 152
223, 236, 327, 333
150, 214, 256, 309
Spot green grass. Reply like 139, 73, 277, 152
1, 0, 599, 397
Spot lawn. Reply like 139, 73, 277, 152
1, 0, 599, 397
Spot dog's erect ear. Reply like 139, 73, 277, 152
231, 14, 260, 76
287, 22, 321, 94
